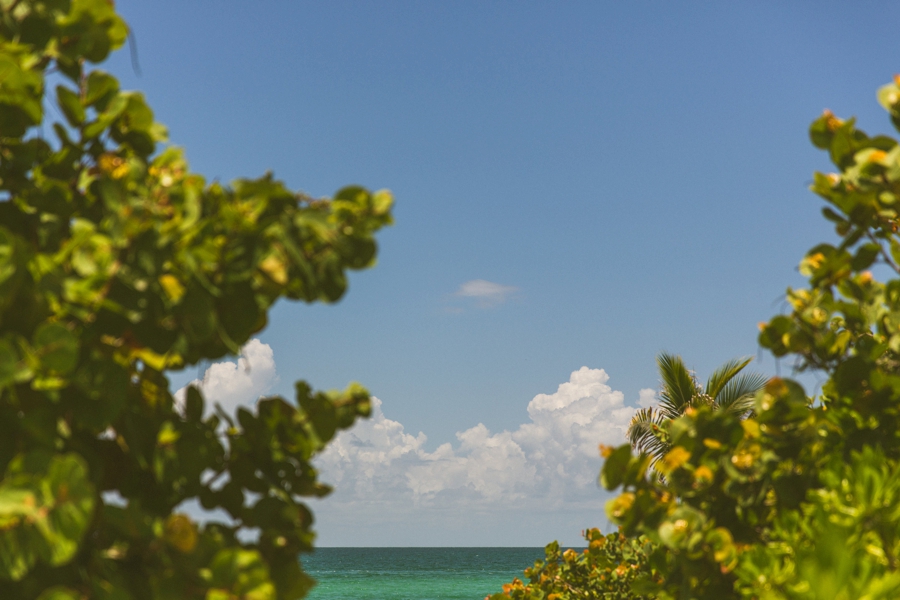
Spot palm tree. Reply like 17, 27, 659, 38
627, 352, 768, 463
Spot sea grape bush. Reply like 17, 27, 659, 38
487, 528, 658, 600
595, 75, 900, 599
495, 76, 900, 599
0, 1, 392, 599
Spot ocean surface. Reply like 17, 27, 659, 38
303, 547, 546, 600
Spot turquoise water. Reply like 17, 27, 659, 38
303, 548, 545, 600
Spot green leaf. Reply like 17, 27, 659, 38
0, 339, 19, 389
185, 385, 204, 422
851, 243, 881, 272
59, 0, 129, 64
82, 93, 127, 139
84, 70, 119, 109
180, 285, 218, 343
0, 453, 95, 580
56, 85, 85, 127
36, 587, 80, 600
0, 53, 43, 136
600, 444, 633, 491
217, 283, 262, 344
877, 80, 900, 115
206, 548, 276, 600
34, 322, 79, 375
810, 111, 836, 149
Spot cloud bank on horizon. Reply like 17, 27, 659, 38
317, 367, 651, 510
178, 339, 657, 517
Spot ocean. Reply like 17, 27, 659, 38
302, 547, 546, 600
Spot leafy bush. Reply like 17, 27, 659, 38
0, 1, 392, 598
487, 528, 657, 600
498, 76, 900, 600
599, 75, 900, 599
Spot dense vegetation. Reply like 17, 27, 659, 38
489, 529, 657, 600
494, 77, 900, 600
0, 1, 392, 598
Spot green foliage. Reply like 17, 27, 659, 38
596, 74, 900, 599
488, 528, 658, 600
0, 453, 94, 581
496, 75, 900, 600
0, 1, 392, 598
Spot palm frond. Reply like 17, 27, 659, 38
704, 356, 753, 399
715, 371, 769, 416
627, 407, 669, 461
656, 352, 698, 420
628, 354, 768, 470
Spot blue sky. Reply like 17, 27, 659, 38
113, 1, 900, 546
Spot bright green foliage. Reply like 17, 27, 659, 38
0, 452, 94, 581
0, 1, 392, 598
627, 353, 766, 465
597, 75, 900, 599
488, 528, 658, 600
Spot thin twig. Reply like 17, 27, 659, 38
127, 28, 142, 77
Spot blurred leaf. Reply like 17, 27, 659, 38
600, 445, 633, 491
33, 322, 79, 375
0, 453, 95, 580
55, 85, 84, 127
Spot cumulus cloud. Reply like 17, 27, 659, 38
172, 343, 653, 544
454, 279, 518, 307
174, 339, 277, 415
315, 366, 640, 510
637, 388, 657, 408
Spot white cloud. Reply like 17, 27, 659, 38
454, 279, 518, 307
315, 366, 639, 512
174, 338, 277, 416
638, 388, 657, 408
174, 343, 651, 545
